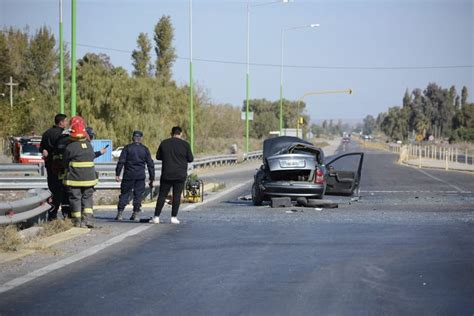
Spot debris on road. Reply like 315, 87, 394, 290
285, 209, 303, 214
239, 195, 252, 201
271, 197, 292, 208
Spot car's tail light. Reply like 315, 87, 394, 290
314, 168, 325, 184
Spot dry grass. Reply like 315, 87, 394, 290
38, 219, 73, 238
0, 225, 24, 252
314, 141, 330, 148
0, 219, 74, 253
355, 138, 390, 151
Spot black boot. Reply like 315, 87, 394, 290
72, 217, 81, 227
48, 211, 58, 221
115, 210, 123, 221
82, 213, 95, 228
130, 211, 140, 222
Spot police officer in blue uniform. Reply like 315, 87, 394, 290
115, 131, 155, 221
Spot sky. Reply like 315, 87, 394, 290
1, 0, 473, 123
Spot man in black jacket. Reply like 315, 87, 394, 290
39, 113, 68, 220
151, 126, 194, 224
115, 131, 155, 221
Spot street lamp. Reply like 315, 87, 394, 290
189, 0, 194, 153
59, 0, 65, 114
280, 23, 319, 134
295, 89, 353, 138
246, 0, 291, 153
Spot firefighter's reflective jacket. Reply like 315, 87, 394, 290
63, 139, 98, 187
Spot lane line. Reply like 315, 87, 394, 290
414, 168, 466, 193
360, 190, 471, 194
0, 225, 152, 294
183, 180, 253, 211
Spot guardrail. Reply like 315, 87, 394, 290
0, 189, 52, 225
0, 152, 263, 190
0, 152, 263, 225
0, 163, 45, 176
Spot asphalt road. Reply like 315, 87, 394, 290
1, 141, 473, 316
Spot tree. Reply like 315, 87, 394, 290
402, 89, 412, 109
0, 32, 11, 89
362, 115, 376, 135
322, 120, 327, 130
461, 86, 468, 108
153, 16, 176, 83
27, 26, 57, 88
310, 124, 324, 138
4, 27, 29, 90
131, 32, 152, 77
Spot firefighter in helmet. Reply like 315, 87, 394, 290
62, 118, 98, 227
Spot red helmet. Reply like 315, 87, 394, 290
70, 120, 87, 139
70, 116, 85, 128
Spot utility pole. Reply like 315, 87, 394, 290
5, 76, 18, 110
189, 0, 194, 153
59, 0, 65, 114
71, 0, 77, 116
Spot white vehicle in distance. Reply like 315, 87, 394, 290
112, 146, 124, 159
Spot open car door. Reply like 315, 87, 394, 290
324, 152, 364, 196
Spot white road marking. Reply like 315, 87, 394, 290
0, 225, 152, 294
360, 190, 471, 193
183, 180, 253, 211
0, 180, 255, 294
414, 168, 466, 193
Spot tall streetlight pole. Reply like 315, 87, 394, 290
71, 0, 77, 116
189, 0, 194, 153
246, 0, 290, 153
59, 0, 65, 114
280, 23, 319, 134
295, 89, 353, 137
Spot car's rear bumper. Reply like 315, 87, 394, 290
260, 181, 325, 198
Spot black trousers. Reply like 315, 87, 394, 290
46, 167, 63, 219
117, 179, 146, 212
154, 179, 185, 217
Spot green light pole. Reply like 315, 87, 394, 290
189, 0, 194, 153
280, 23, 319, 134
71, 0, 76, 116
246, 0, 290, 152
59, 0, 64, 114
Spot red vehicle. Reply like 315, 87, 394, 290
10, 136, 43, 164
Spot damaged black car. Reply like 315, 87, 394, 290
251, 136, 364, 206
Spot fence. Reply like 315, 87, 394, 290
0, 151, 263, 190
389, 143, 474, 171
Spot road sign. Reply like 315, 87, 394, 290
241, 112, 254, 120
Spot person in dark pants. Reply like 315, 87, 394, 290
39, 113, 69, 220
115, 131, 155, 222
151, 126, 194, 224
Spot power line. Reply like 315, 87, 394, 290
76, 42, 474, 70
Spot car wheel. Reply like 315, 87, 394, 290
251, 182, 263, 206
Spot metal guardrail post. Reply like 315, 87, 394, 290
445, 150, 449, 170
